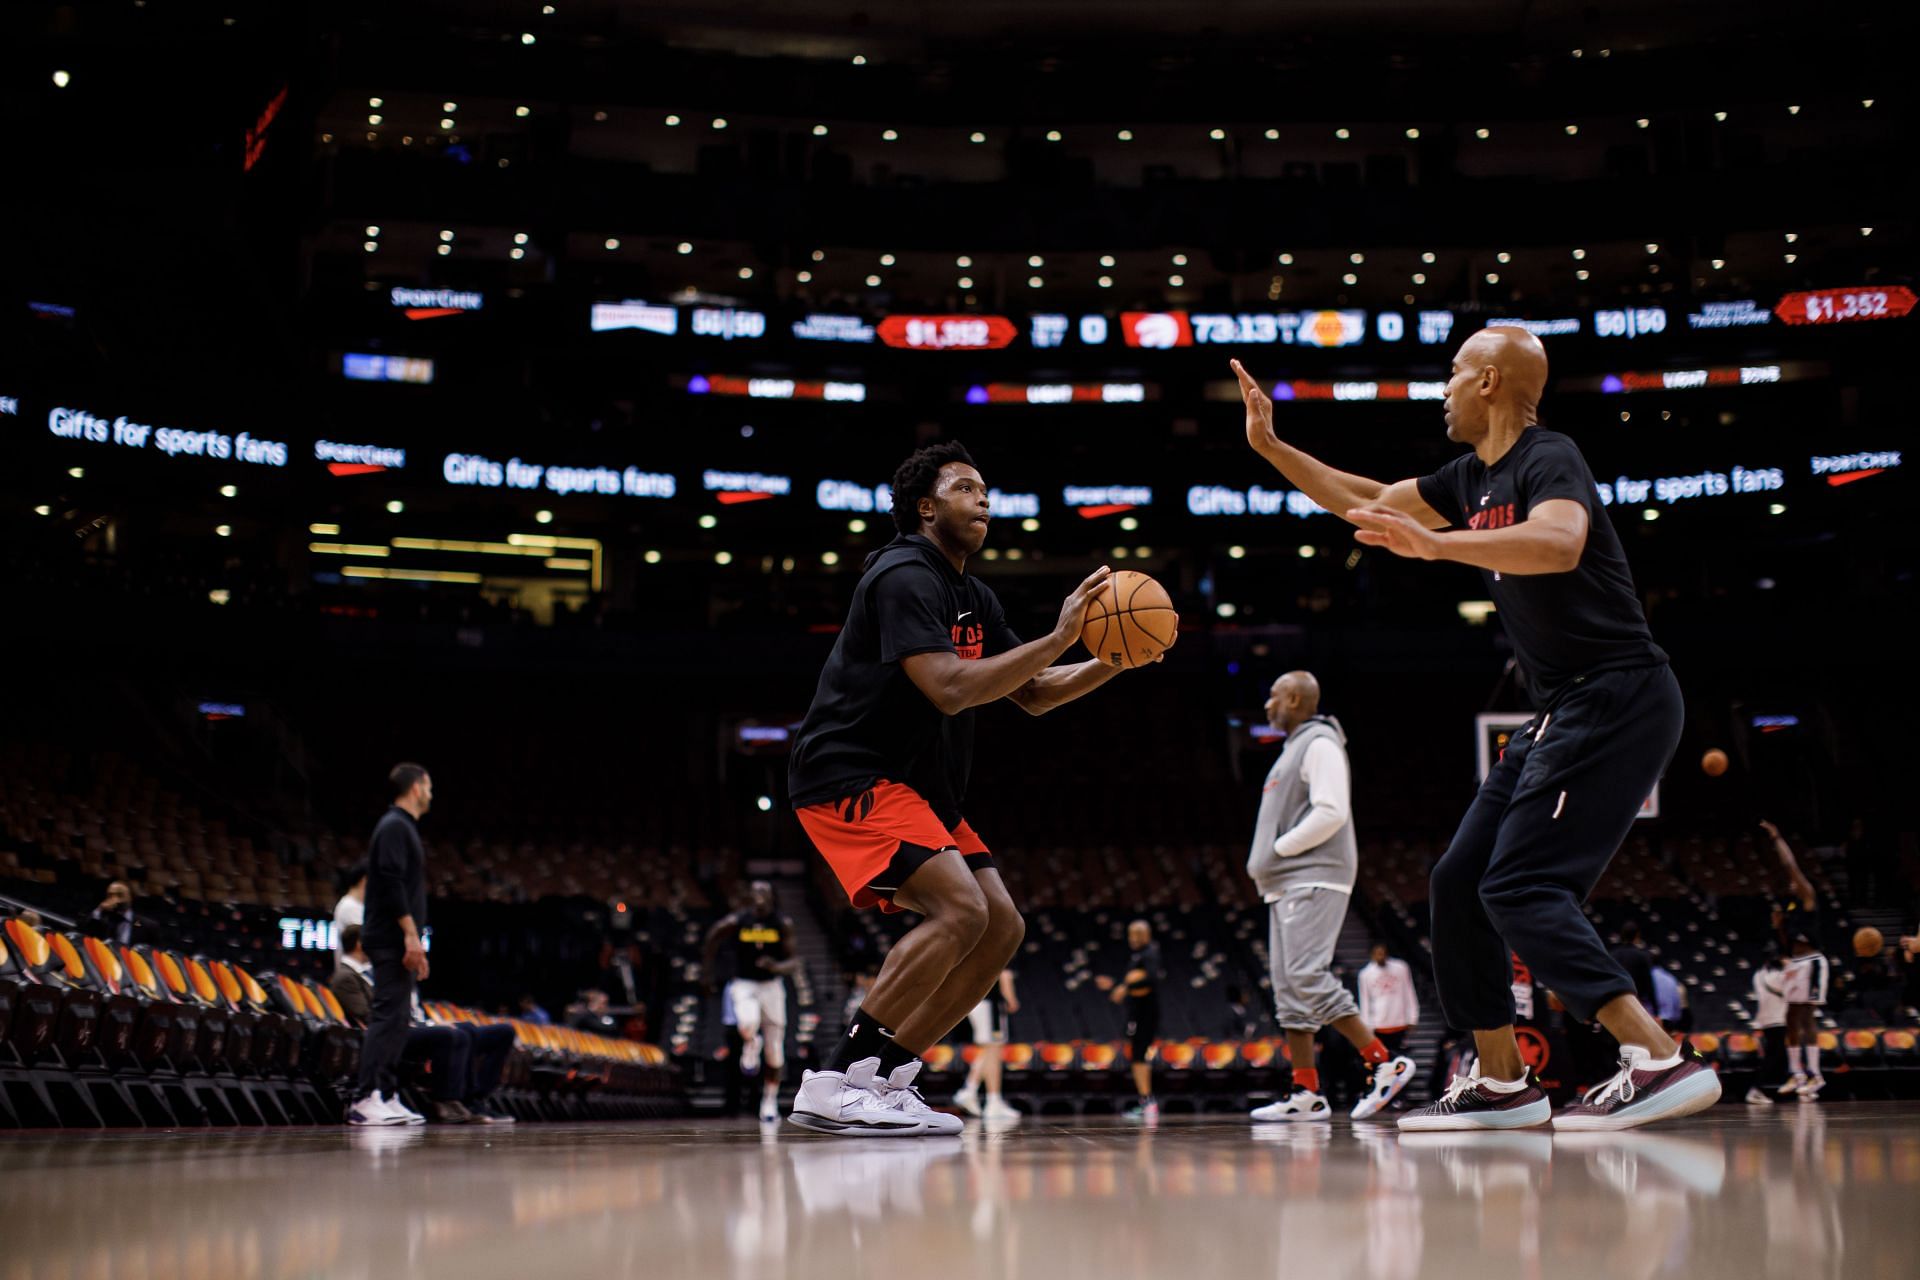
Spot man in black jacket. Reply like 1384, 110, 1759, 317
346, 763, 434, 1127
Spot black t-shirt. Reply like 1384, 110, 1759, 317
1417, 427, 1666, 703
721, 910, 793, 980
362, 806, 427, 953
789, 535, 1022, 826
1126, 943, 1164, 1012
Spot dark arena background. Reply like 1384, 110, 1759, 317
4, 2, 1920, 1277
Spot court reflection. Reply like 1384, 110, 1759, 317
2, 1109, 1917, 1280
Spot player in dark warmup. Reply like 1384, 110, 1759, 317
1096, 919, 1164, 1122
1233, 329, 1720, 1132
702, 880, 801, 1122
787, 440, 1173, 1136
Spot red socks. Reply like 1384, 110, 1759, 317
1360, 1038, 1391, 1066
1293, 1068, 1321, 1093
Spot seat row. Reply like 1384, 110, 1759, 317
1, 915, 680, 1128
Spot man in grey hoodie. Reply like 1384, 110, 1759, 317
1246, 671, 1416, 1122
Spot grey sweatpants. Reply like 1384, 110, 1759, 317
1267, 886, 1360, 1031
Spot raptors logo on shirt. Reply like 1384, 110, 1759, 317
953, 614, 985, 659
1467, 499, 1519, 531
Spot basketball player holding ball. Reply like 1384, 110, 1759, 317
1233, 329, 1719, 1131
787, 440, 1176, 1135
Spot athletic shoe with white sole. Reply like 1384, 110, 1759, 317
873, 1060, 965, 1135
1745, 1086, 1775, 1105
740, 1033, 762, 1077
385, 1093, 427, 1126
1124, 1099, 1160, 1124
758, 1094, 780, 1123
1351, 1055, 1418, 1120
1797, 1075, 1825, 1100
1552, 1044, 1723, 1132
952, 1084, 982, 1117
984, 1096, 1022, 1121
1777, 1072, 1808, 1097
788, 1057, 926, 1137
1397, 1060, 1552, 1132
346, 1093, 410, 1127
1251, 1087, 1331, 1122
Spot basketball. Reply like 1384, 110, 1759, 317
1081, 570, 1179, 669
1855, 927, 1884, 958
1701, 748, 1729, 776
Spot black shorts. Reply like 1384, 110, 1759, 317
1125, 1007, 1159, 1061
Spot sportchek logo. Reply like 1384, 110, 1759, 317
1810, 450, 1900, 486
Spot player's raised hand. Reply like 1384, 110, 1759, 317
1348, 505, 1443, 560
1758, 819, 1781, 839
1232, 360, 1280, 455
1054, 564, 1113, 641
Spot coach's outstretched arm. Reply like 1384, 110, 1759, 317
901, 566, 1113, 716
1232, 359, 1447, 530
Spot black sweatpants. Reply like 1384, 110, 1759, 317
1430, 663, 1683, 1029
355, 948, 415, 1100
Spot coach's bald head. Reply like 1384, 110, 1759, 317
1265, 670, 1321, 734
1445, 326, 1549, 449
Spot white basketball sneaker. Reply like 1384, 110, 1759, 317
740, 1032, 762, 1077
1351, 1055, 1418, 1120
346, 1093, 408, 1127
789, 1058, 926, 1136
952, 1083, 982, 1116
1251, 1087, 1331, 1122
873, 1060, 965, 1136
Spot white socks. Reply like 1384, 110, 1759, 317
1787, 1046, 1804, 1074
1641, 1050, 1683, 1071
1804, 1045, 1820, 1077
1481, 1072, 1529, 1094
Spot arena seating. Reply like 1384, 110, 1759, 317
0, 909, 681, 1129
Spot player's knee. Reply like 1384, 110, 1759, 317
1429, 853, 1476, 909
931, 883, 991, 947
986, 904, 1025, 962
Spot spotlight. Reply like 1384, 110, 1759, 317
442, 101, 457, 112
714, 551, 733, 565
1119, 516, 1139, 532
219, 484, 237, 498
440, 229, 455, 242
879, 253, 896, 266
1021, 518, 1040, 532
1265, 128, 1280, 140
1412, 273, 1426, 284
738, 267, 753, 279
1711, 258, 1725, 269
215, 525, 232, 537
1029, 255, 1045, 267
366, 225, 381, 237
1217, 602, 1238, 618
1485, 272, 1499, 284
1576, 269, 1589, 280
1421, 251, 1436, 263
368, 114, 383, 125
957, 277, 973, 289
1497, 252, 1511, 263
821, 551, 840, 566
1209, 128, 1226, 140
510, 248, 525, 260
664, 114, 681, 126
756, 796, 773, 812
811, 249, 825, 261
712, 117, 728, 130
386, 500, 404, 514
1645, 243, 1658, 254
605, 238, 619, 249
436, 245, 450, 256
1297, 545, 1316, 559
1636, 117, 1651, 128
957, 256, 973, 268
969, 131, 986, 143
1100, 255, 1115, 267
1097, 276, 1112, 288
797, 271, 812, 283
1475, 127, 1491, 139
521, 32, 536, 44
698, 514, 718, 529
515, 106, 530, 118
1228, 545, 1246, 559
848, 518, 867, 533
1277, 253, 1293, 265
852, 54, 867, 65
1342, 273, 1358, 285
1349, 252, 1364, 264
1405, 127, 1420, 139
1116, 129, 1133, 141
882, 129, 898, 141
1565, 124, 1579, 135
1572, 248, 1586, 259
439, 117, 455, 130
1027, 276, 1043, 288
812, 124, 828, 136
1046, 130, 1062, 142
1334, 127, 1349, 139
643, 549, 662, 564
1168, 274, 1184, 286
535, 510, 553, 524
866, 274, 882, 287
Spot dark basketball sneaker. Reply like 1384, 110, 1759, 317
1397, 1059, 1552, 1132
1552, 1044, 1723, 1132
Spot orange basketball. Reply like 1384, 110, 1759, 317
1081, 570, 1178, 669
1854, 927, 1883, 958
1701, 748, 1729, 777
